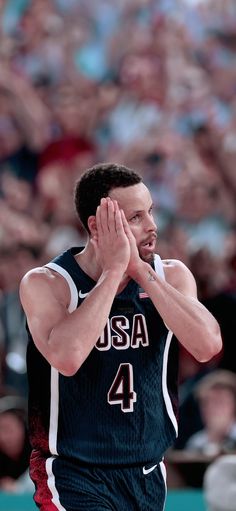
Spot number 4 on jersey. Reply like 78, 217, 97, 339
107, 363, 137, 412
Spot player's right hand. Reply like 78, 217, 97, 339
91, 197, 130, 275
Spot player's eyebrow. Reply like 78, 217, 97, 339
127, 203, 154, 216
128, 209, 143, 215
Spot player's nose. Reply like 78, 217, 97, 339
144, 214, 157, 232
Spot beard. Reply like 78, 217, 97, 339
139, 249, 155, 265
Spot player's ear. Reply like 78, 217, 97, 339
87, 215, 97, 236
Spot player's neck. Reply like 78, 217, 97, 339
75, 240, 130, 292
75, 241, 101, 281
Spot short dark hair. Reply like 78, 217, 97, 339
74, 162, 142, 232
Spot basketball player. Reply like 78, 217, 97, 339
19, 163, 222, 510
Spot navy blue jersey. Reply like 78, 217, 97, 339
27, 247, 179, 477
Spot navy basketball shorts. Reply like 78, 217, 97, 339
37, 457, 167, 511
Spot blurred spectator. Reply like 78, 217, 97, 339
0, 66, 51, 182
166, 369, 236, 489
204, 454, 236, 511
186, 370, 236, 456
0, 394, 32, 493
173, 346, 219, 451
0, 244, 44, 396
205, 290, 236, 375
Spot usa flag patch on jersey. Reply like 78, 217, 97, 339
139, 288, 149, 299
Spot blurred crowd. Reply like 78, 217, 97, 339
0, 0, 236, 494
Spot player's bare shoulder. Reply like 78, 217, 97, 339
19, 265, 70, 309
162, 258, 189, 282
161, 258, 197, 296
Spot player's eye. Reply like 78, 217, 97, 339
129, 214, 140, 223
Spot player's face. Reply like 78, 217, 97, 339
109, 183, 157, 263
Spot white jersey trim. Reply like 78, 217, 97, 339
46, 457, 66, 511
44, 262, 78, 506
154, 255, 178, 436
45, 263, 78, 454
162, 330, 178, 435
49, 368, 59, 455
160, 460, 167, 511
153, 254, 165, 280
45, 262, 78, 313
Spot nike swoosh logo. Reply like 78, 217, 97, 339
78, 290, 89, 299
142, 464, 157, 475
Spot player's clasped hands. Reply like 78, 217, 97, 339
92, 197, 131, 274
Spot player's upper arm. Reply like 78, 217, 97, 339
19, 267, 70, 361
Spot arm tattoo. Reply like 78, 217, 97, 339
148, 271, 156, 282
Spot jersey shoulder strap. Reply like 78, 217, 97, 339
45, 255, 78, 313
153, 254, 165, 280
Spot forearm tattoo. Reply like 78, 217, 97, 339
148, 271, 156, 281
